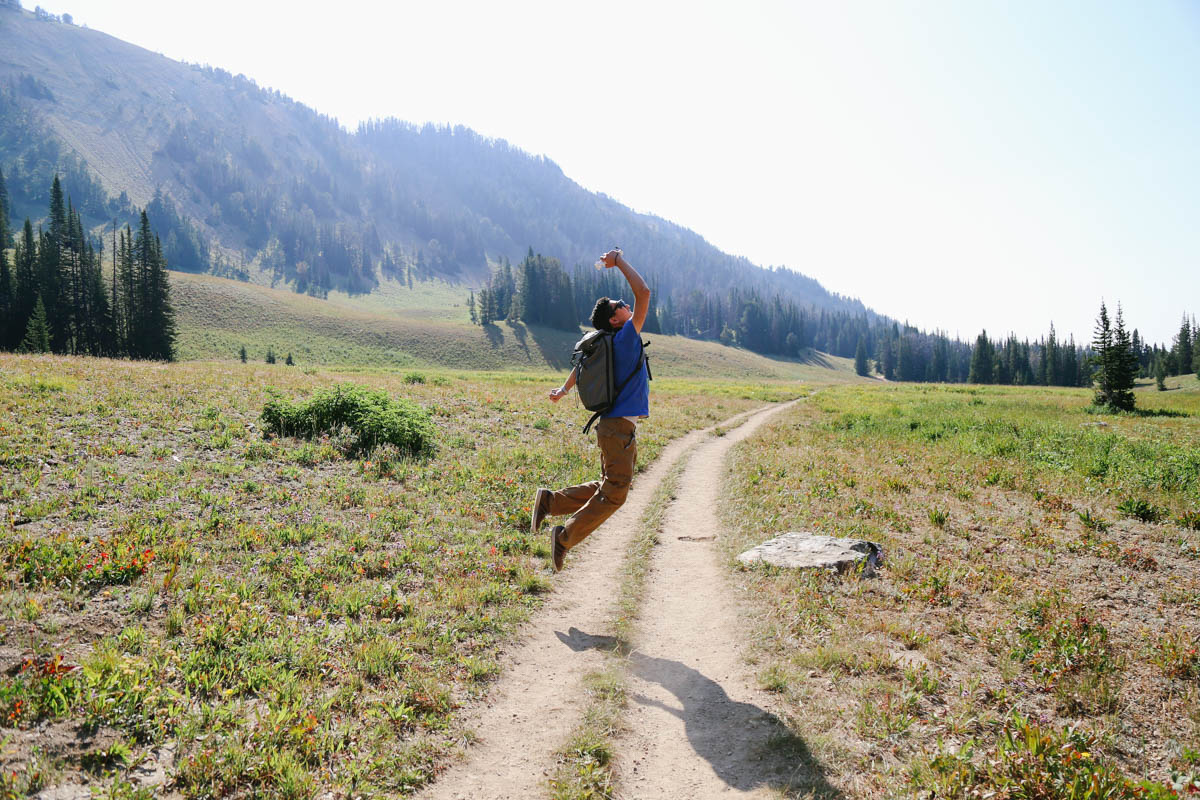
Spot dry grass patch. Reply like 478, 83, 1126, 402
720, 382, 1200, 796
0, 353, 800, 797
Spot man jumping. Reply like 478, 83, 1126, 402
531, 248, 651, 572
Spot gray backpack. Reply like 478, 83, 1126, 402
571, 329, 651, 434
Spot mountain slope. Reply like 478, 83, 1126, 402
170, 270, 862, 381
0, 5, 865, 317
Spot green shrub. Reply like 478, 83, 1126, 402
923, 714, 1175, 798
261, 383, 435, 458
1116, 497, 1163, 523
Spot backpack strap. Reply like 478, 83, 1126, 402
582, 409, 604, 436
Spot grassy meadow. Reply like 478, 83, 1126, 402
170, 270, 861, 381
0, 353, 803, 797
721, 378, 1200, 796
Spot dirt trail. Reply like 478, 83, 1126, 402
619, 398, 832, 799
418, 406, 766, 800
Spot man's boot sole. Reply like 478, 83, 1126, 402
550, 525, 565, 572
531, 488, 550, 537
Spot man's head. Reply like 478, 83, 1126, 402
591, 297, 633, 332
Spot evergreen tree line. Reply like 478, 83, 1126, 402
0, 174, 177, 360
964, 326, 1089, 387
1132, 314, 1200, 381
468, 254, 1194, 392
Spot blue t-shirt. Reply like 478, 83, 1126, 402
604, 322, 650, 418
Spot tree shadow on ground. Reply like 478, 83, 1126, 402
793, 348, 835, 369
1088, 404, 1191, 419
506, 321, 577, 371
1131, 406, 1190, 418
555, 627, 841, 799
482, 322, 504, 349
507, 322, 532, 360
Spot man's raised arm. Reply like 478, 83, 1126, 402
604, 249, 651, 333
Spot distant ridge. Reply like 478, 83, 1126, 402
0, 4, 865, 319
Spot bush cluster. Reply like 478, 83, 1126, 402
261, 383, 435, 457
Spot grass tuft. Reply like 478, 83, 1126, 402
1116, 497, 1164, 523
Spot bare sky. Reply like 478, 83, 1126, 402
43, 0, 1200, 344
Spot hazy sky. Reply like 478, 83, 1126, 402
43, 0, 1200, 344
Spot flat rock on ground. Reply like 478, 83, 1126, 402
736, 532, 881, 573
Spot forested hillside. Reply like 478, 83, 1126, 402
1, 5, 1191, 385
0, 5, 862, 313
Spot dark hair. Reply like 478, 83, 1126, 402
591, 297, 616, 331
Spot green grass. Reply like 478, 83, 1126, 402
170, 270, 864, 381
719, 381, 1200, 794
0, 352, 799, 797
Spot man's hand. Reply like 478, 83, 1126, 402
552, 365, 579, 401
604, 249, 650, 333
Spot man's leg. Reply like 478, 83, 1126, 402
545, 481, 601, 517
558, 418, 636, 550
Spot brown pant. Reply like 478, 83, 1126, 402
546, 417, 637, 549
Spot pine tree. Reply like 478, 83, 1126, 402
467, 290, 477, 324
42, 176, 68, 352
239, 345, 248, 363
0, 249, 12, 350
1063, 337, 1079, 387
111, 221, 119, 353
19, 296, 51, 353
1155, 357, 1167, 391
83, 239, 113, 356
144, 233, 177, 360
1092, 301, 1136, 412
478, 287, 493, 325
897, 335, 917, 381
1091, 302, 1113, 399
1176, 314, 1194, 378
1111, 304, 1138, 410
968, 331, 994, 384
12, 220, 37, 345
130, 212, 156, 357
0, 166, 10, 252
854, 336, 869, 376
285, 352, 294, 366
265, 347, 276, 364
879, 335, 896, 380
115, 226, 135, 355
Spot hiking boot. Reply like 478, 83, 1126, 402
531, 488, 551, 536
550, 525, 566, 572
